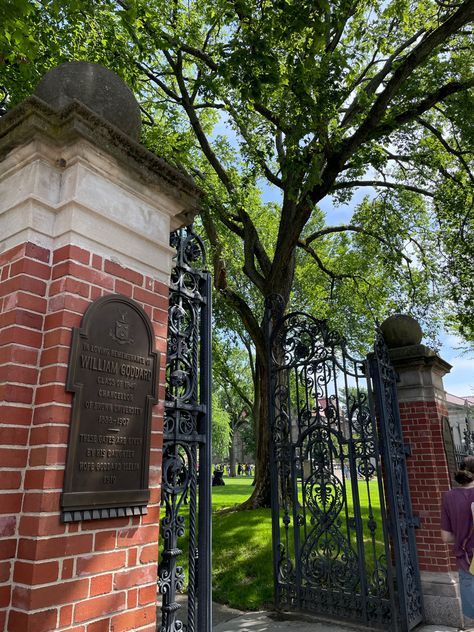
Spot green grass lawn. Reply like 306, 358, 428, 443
162, 476, 387, 611
211, 478, 274, 609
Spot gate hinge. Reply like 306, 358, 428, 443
408, 515, 421, 529
403, 443, 412, 456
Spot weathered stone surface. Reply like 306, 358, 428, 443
0, 97, 201, 277
380, 313, 423, 348
0, 96, 201, 233
34, 61, 141, 139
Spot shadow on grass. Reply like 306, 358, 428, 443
212, 508, 274, 610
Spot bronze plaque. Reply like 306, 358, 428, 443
61, 294, 159, 522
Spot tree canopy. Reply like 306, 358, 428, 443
3, 0, 472, 336
1, 0, 473, 505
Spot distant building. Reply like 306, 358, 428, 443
446, 392, 474, 447
231, 430, 253, 464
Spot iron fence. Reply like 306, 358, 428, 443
454, 424, 474, 469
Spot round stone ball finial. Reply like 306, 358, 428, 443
380, 314, 423, 349
34, 61, 141, 139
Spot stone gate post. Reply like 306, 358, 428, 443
381, 315, 463, 627
0, 62, 199, 631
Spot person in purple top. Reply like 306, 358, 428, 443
441, 455, 474, 622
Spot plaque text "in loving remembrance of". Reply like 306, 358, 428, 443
61, 294, 159, 522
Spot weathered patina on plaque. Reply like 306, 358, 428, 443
61, 294, 159, 522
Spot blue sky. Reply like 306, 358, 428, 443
440, 333, 474, 397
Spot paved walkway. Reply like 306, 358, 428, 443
164, 597, 461, 632
212, 604, 459, 632
214, 614, 458, 632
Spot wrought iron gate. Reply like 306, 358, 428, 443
266, 303, 423, 632
158, 226, 212, 632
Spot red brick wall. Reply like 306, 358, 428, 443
399, 399, 455, 573
1, 242, 167, 631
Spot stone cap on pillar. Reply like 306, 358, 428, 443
34, 61, 142, 140
381, 314, 452, 403
0, 61, 201, 230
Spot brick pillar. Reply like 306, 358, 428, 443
0, 62, 199, 632
382, 316, 463, 627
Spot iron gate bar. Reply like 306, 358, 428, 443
266, 300, 423, 632
198, 271, 212, 631
344, 355, 369, 625
159, 226, 212, 632
369, 333, 424, 632
265, 294, 286, 613
364, 364, 399, 631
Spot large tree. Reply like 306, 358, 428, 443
1, 0, 473, 506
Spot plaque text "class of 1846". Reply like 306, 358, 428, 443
61, 294, 159, 522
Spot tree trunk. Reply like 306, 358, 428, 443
228, 435, 237, 477
239, 353, 271, 509
231, 253, 295, 510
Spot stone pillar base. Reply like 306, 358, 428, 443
421, 571, 463, 627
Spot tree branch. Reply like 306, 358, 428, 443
173, 57, 236, 194
342, 29, 425, 127
325, 2, 358, 54
241, 334, 256, 385
300, 223, 412, 263
221, 383, 251, 431
193, 101, 226, 109
177, 43, 218, 71
340, 1, 474, 161
275, 131, 285, 163
380, 149, 466, 188
345, 49, 380, 96
251, 102, 288, 132
201, 206, 265, 355
217, 361, 254, 410
171, 56, 271, 284
370, 78, 474, 141
297, 242, 359, 280
418, 116, 474, 182
333, 179, 435, 197
137, 62, 180, 102
241, 234, 267, 293
224, 100, 283, 188
222, 287, 265, 358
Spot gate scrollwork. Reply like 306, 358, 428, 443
159, 226, 212, 632
267, 304, 422, 631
